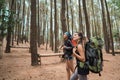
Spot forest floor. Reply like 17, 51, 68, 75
0, 42, 120, 80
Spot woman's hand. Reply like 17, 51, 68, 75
72, 48, 77, 56
63, 46, 66, 49
73, 44, 85, 62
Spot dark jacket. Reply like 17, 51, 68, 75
63, 39, 73, 57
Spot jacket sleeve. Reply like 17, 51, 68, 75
64, 40, 74, 50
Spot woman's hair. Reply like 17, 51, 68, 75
77, 32, 84, 44
64, 32, 72, 40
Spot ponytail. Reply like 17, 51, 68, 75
78, 32, 83, 44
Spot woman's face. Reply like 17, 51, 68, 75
73, 33, 80, 41
64, 34, 68, 39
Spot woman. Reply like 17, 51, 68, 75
70, 32, 89, 80
63, 32, 74, 80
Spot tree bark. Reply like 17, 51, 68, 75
43, 14, 46, 45
16, 0, 21, 45
105, 0, 115, 55
82, 0, 90, 39
91, 0, 97, 37
26, 4, 30, 43
78, 0, 84, 33
37, 0, 41, 47
70, 0, 74, 35
61, 0, 67, 34
30, 0, 38, 66
45, 0, 48, 50
22, 0, 25, 43
50, 0, 54, 51
5, 0, 15, 53
100, 0, 109, 53
66, 0, 70, 32
54, 0, 58, 53
5, 23, 12, 53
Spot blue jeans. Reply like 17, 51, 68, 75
70, 68, 87, 80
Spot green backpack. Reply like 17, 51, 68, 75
85, 37, 103, 76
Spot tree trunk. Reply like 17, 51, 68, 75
22, 0, 25, 44
5, 25, 12, 53
46, 21, 48, 50
114, 13, 120, 49
50, 0, 54, 51
54, 0, 58, 53
12, 1, 16, 46
91, 20, 94, 36
91, 0, 97, 37
45, 0, 48, 50
11, 33, 14, 46
70, 0, 74, 35
26, 5, 30, 43
82, 0, 90, 39
0, 37, 3, 59
14, 23, 17, 41
30, 0, 38, 66
78, 0, 84, 33
43, 17, 46, 45
97, 17, 101, 37
100, 0, 109, 53
16, 0, 21, 45
66, 0, 70, 32
105, 0, 115, 55
5, 0, 15, 53
42, 5, 46, 45
17, 22, 21, 45
61, 0, 67, 34
37, 0, 41, 47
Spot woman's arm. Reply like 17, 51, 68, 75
73, 44, 85, 62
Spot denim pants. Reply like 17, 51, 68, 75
70, 68, 87, 80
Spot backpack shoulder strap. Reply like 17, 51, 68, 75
68, 39, 74, 47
